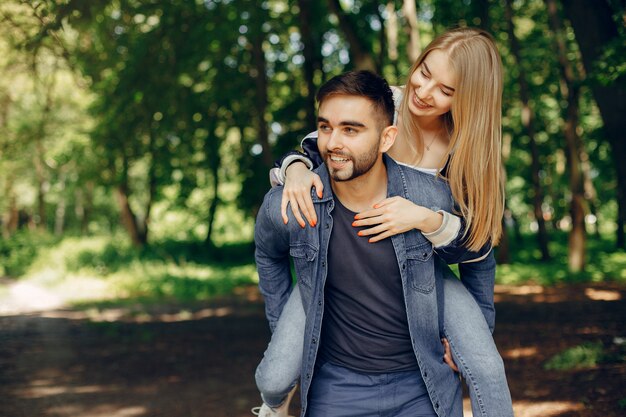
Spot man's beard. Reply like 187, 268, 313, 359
323, 144, 379, 182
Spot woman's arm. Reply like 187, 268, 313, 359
270, 132, 324, 227
270, 131, 322, 185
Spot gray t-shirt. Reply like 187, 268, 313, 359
319, 196, 418, 373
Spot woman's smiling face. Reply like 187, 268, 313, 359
408, 49, 457, 119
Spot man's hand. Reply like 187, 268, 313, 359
441, 338, 459, 372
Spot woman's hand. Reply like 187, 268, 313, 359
281, 162, 324, 227
353, 196, 443, 242
441, 338, 459, 372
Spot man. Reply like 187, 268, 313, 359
254, 71, 490, 417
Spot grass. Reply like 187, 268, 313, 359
494, 232, 626, 285
0, 229, 624, 309
544, 340, 626, 371
544, 342, 606, 370
2, 233, 259, 308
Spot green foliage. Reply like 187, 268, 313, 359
496, 231, 626, 285
0, 231, 58, 277
8, 233, 257, 306
0, 0, 624, 268
544, 342, 605, 370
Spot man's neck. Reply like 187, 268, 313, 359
330, 159, 388, 213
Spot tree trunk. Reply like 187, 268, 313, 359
546, 0, 586, 272
2, 176, 18, 238
250, 12, 274, 169
34, 138, 47, 229
141, 131, 158, 245
33, 75, 55, 231
115, 154, 145, 247
561, 0, 626, 248
54, 171, 66, 236
385, 1, 400, 83
76, 181, 94, 234
205, 121, 221, 248
581, 148, 601, 238
475, 0, 491, 29
504, 0, 551, 260
374, 5, 387, 74
115, 186, 145, 247
298, 0, 318, 129
564, 92, 586, 272
327, 0, 378, 71
498, 133, 512, 264
402, 0, 421, 63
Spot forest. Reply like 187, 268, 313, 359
0, 1, 625, 416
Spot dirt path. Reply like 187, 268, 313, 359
0, 281, 624, 417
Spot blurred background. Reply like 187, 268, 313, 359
0, 1, 624, 416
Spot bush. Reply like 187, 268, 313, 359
544, 342, 605, 370
0, 231, 58, 277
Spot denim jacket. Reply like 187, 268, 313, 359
255, 155, 494, 417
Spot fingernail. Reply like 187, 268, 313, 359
352, 222, 357, 227
357, 231, 363, 236
284, 219, 288, 224
311, 221, 317, 227
353, 215, 359, 220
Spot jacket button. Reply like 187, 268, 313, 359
435, 402, 439, 409
326, 223, 330, 229
402, 263, 406, 270
422, 252, 428, 258
306, 373, 311, 379
424, 372, 428, 378
312, 338, 317, 344
322, 261, 326, 267
318, 300, 322, 306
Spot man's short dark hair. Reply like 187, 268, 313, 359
316, 71, 395, 128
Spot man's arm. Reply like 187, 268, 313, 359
457, 250, 496, 332
254, 190, 295, 332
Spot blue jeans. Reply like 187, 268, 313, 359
255, 272, 513, 416
307, 361, 436, 417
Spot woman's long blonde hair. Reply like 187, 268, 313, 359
399, 27, 504, 251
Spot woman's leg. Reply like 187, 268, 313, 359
441, 271, 514, 417
255, 283, 305, 408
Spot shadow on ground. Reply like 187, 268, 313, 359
0, 283, 624, 417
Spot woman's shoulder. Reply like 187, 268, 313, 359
390, 85, 404, 110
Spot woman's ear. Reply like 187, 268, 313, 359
379, 125, 398, 153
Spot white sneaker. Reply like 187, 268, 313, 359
251, 386, 296, 417
251, 402, 292, 417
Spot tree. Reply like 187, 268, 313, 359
545, 0, 586, 271
327, 0, 378, 71
504, 0, 551, 260
561, 0, 626, 248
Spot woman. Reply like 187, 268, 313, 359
253, 27, 513, 417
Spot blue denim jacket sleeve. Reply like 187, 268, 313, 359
458, 250, 496, 332
254, 189, 294, 333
